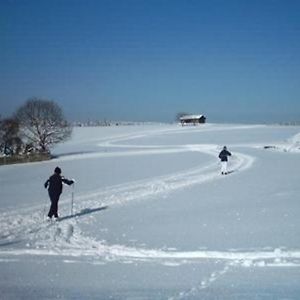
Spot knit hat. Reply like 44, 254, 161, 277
54, 167, 62, 174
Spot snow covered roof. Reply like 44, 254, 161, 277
180, 115, 205, 120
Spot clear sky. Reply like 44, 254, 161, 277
1, 0, 300, 123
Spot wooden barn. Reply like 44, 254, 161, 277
180, 115, 206, 126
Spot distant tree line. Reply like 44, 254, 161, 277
0, 98, 72, 163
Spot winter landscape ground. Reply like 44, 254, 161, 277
1, 123, 300, 299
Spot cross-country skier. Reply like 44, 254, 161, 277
218, 146, 232, 175
44, 167, 74, 220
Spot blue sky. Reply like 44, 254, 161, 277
1, 0, 300, 123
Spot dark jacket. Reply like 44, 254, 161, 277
44, 173, 73, 196
218, 149, 232, 162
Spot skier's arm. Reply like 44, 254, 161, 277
44, 179, 49, 189
62, 178, 74, 186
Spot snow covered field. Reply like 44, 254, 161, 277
1, 123, 300, 299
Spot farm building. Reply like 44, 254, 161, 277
180, 115, 206, 126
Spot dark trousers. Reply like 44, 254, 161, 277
48, 194, 60, 218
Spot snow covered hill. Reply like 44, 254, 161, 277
1, 123, 300, 299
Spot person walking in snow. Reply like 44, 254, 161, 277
218, 146, 232, 175
44, 167, 74, 220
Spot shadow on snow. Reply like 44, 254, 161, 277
59, 206, 108, 221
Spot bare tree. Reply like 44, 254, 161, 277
15, 98, 72, 153
0, 117, 23, 155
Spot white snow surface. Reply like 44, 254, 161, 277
1, 123, 300, 299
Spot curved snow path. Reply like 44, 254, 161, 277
0, 144, 254, 244
2, 233, 300, 267
1, 125, 291, 270
70, 145, 254, 207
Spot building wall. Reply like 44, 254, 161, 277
180, 117, 206, 125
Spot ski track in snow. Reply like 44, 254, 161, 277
0, 143, 252, 254
168, 263, 234, 300
1, 125, 300, 298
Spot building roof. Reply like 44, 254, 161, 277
180, 115, 205, 120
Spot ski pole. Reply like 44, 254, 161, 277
43, 196, 48, 220
71, 180, 75, 216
